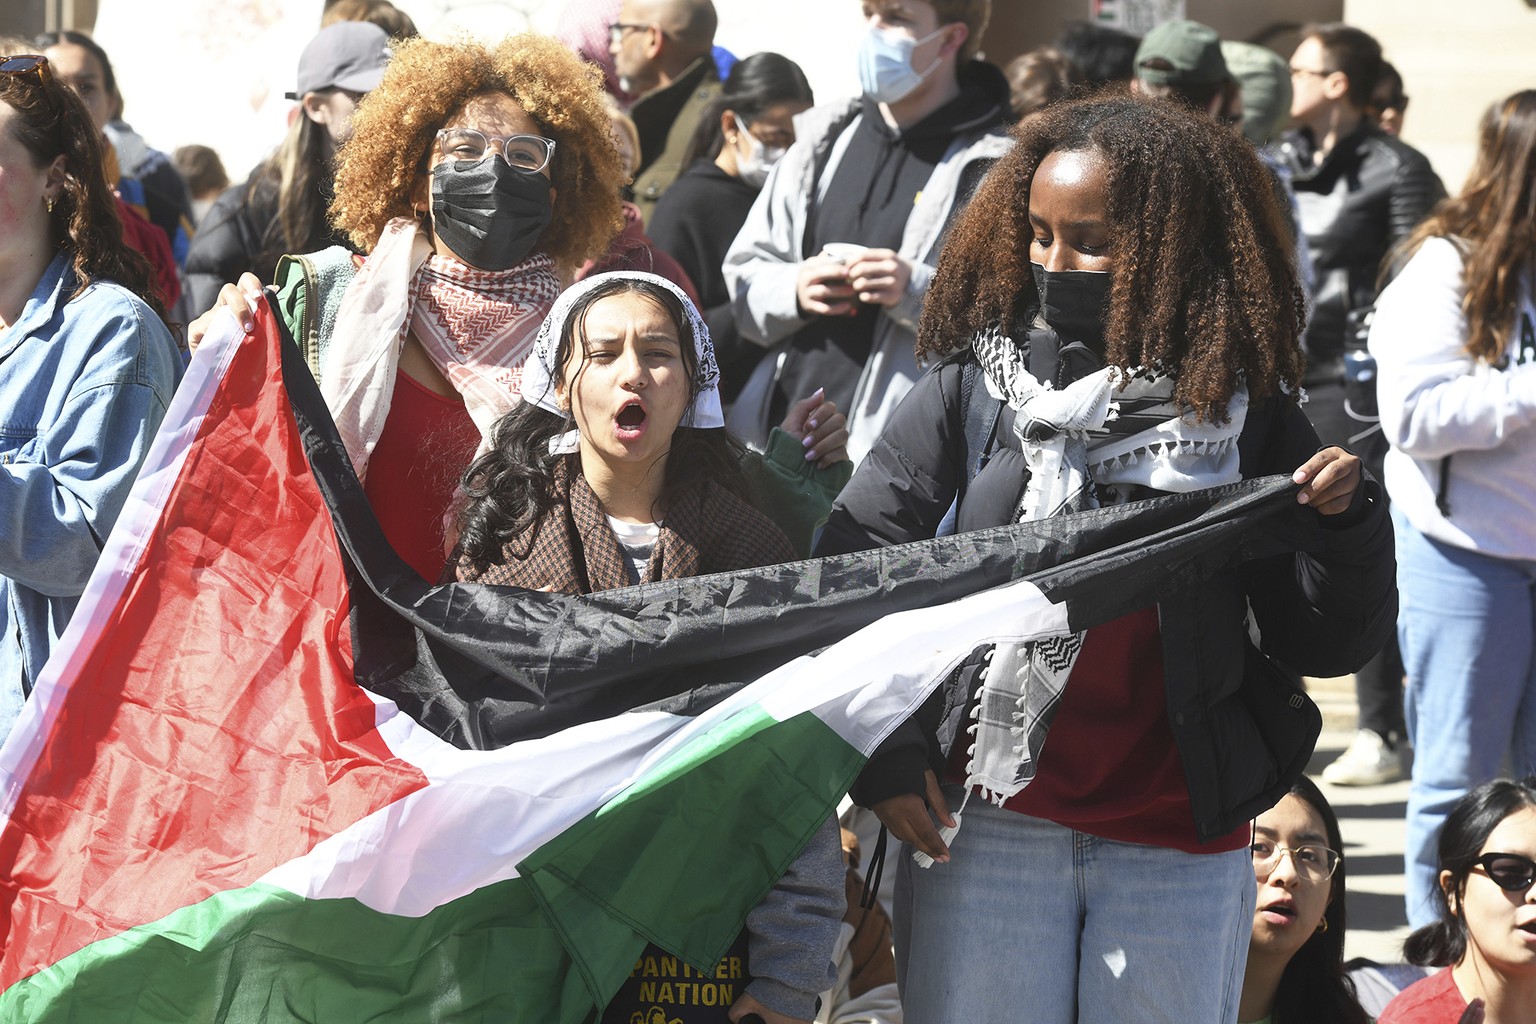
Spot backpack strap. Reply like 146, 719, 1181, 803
935, 359, 1003, 536
273, 245, 361, 381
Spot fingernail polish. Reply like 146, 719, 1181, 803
805, 450, 816, 461
802, 435, 814, 447
808, 418, 818, 429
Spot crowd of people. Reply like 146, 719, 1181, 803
1, 0, 1533, 1021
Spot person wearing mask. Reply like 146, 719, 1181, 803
182, 21, 391, 316
649, 52, 815, 400
723, 0, 1010, 462
1279, 23, 1444, 789
608, 0, 721, 224
815, 93, 1395, 1022
1239, 778, 1370, 1024
0, 51, 183, 744
188, 34, 627, 582
1369, 90, 1536, 929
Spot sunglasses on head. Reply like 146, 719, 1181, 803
0, 54, 50, 84
1472, 852, 1536, 892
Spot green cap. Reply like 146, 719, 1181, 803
1221, 41, 1292, 145
1134, 19, 1227, 87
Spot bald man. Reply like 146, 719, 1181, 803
609, 0, 721, 224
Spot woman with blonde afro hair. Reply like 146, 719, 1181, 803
331, 32, 623, 271
189, 32, 629, 582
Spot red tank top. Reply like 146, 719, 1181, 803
362, 369, 481, 583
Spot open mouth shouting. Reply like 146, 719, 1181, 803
615, 398, 648, 440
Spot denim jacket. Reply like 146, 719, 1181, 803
0, 253, 182, 744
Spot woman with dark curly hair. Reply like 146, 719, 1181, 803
0, 51, 182, 745
191, 34, 846, 580
1240, 776, 1369, 1024
816, 94, 1397, 1021
1382, 777, 1536, 1023
188, 33, 628, 581
454, 271, 844, 1024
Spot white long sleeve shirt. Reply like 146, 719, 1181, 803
1369, 236, 1536, 558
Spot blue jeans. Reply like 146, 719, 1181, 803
892, 789, 1254, 1023
1398, 510, 1536, 927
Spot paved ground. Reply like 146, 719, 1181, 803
1307, 674, 1413, 965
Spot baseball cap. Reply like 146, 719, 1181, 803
1135, 20, 1228, 87
286, 21, 391, 100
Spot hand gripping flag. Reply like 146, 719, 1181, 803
0, 298, 1328, 1021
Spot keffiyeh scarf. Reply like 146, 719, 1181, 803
963, 325, 1249, 806
321, 217, 560, 479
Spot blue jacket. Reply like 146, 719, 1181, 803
0, 253, 182, 743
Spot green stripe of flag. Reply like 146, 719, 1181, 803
0, 879, 589, 1023
520, 707, 866, 1006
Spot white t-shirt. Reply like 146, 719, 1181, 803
606, 516, 661, 584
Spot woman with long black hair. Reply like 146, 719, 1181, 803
1240, 776, 1370, 1023
648, 52, 814, 400
454, 271, 843, 1024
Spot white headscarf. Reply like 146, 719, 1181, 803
519, 272, 724, 452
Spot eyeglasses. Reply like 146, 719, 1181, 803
1289, 66, 1333, 79
436, 128, 556, 175
1472, 852, 1536, 892
1251, 839, 1342, 883
0, 54, 50, 85
607, 22, 651, 46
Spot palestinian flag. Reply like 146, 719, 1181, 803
0, 300, 1321, 1021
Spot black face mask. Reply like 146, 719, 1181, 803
1030, 262, 1112, 359
430, 158, 552, 271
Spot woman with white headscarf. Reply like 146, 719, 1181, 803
453, 271, 845, 1024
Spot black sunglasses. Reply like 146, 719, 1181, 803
1473, 852, 1536, 892
0, 54, 50, 84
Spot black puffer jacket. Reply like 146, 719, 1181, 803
815, 343, 1398, 843
182, 171, 354, 318
1277, 124, 1444, 385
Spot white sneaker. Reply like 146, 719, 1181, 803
1321, 729, 1407, 786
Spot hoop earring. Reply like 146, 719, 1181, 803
1316, 917, 1329, 934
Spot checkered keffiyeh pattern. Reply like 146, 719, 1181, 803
962, 326, 1247, 804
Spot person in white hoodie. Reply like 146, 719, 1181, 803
1368, 88, 1536, 933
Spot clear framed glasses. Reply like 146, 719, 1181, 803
436, 128, 556, 175
1472, 852, 1536, 892
1251, 839, 1342, 883
607, 22, 650, 46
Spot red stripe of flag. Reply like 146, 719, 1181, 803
0, 309, 428, 988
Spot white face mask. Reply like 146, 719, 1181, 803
733, 120, 786, 188
857, 24, 949, 104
